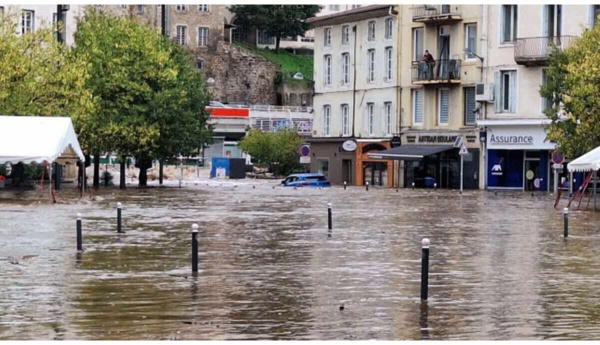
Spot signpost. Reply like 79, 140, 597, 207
300, 145, 311, 164
459, 144, 469, 193
552, 150, 565, 194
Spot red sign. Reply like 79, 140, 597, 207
552, 150, 565, 165
206, 107, 250, 117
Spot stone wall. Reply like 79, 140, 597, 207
194, 41, 278, 104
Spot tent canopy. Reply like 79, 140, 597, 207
567, 146, 600, 172
0, 115, 85, 165
367, 145, 454, 161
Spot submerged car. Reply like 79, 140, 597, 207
281, 173, 331, 188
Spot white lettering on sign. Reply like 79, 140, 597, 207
489, 134, 533, 145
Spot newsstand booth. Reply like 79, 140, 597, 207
0, 115, 86, 202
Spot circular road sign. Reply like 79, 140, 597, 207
300, 145, 310, 157
552, 150, 565, 165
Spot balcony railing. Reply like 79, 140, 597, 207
514, 36, 576, 66
412, 5, 462, 23
411, 59, 461, 84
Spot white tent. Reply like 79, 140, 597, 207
567, 146, 600, 172
0, 115, 85, 165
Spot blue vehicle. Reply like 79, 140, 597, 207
281, 173, 331, 188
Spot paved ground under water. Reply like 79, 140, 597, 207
1, 179, 600, 340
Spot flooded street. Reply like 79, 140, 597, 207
1, 179, 600, 340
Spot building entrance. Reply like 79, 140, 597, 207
363, 162, 388, 186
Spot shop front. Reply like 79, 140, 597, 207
479, 119, 555, 191
355, 140, 394, 187
306, 138, 356, 185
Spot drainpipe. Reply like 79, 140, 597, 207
351, 25, 358, 138
481, 4, 489, 190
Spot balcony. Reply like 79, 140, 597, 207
411, 59, 461, 85
514, 36, 576, 66
412, 5, 462, 24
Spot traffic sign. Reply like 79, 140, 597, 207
553, 163, 564, 169
459, 144, 469, 155
300, 145, 310, 157
552, 150, 565, 165
453, 136, 464, 148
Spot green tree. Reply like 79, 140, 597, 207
238, 129, 303, 177
541, 26, 600, 159
0, 13, 93, 120
228, 5, 321, 54
73, 9, 211, 188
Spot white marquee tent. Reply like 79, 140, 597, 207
0, 115, 85, 165
567, 146, 600, 172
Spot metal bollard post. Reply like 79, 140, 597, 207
117, 202, 122, 233
563, 208, 569, 238
192, 223, 199, 274
344, 181, 347, 190
76, 213, 82, 252
412, 182, 415, 190
328, 203, 332, 230
434, 183, 437, 190
421, 238, 430, 301
366, 181, 369, 191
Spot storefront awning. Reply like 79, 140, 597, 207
367, 145, 454, 161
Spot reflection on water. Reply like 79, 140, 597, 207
1, 183, 600, 340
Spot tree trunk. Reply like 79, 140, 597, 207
119, 156, 126, 189
275, 34, 281, 54
93, 152, 100, 189
159, 161, 164, 185
138, 157, 151, 188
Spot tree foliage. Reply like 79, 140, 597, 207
228, 5, 321, 53
72, 9, 211, 186
238, 129, 303, 176
541, 25, 600, 159
0, 13, 93, 120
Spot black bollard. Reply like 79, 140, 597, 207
327, 203, 332, 230
412, 182, 415, 190
421, 238, 430, 301
344, 181, 347, 190
563, 208, 569, 238
366, 181, 369, 191
434, 183, 437, 190
117, 202, 122, 233
192, 223, 199, 274
76, 213, 82, 252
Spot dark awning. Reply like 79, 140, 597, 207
367, 145, 454, 161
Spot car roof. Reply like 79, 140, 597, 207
289, 173, 325, 178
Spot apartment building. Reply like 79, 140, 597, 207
478, 5, 597, 191
307, 5, 399, 187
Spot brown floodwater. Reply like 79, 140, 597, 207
1, 180, 600, 340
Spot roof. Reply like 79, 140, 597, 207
567, 146, 600, 172
307, 5, 397, 28
289, 173, 325, 178
0, 115, 85, 165
367, 145, 454, 161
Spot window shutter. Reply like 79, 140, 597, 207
509, 71, 517, 113
465, 87, 476, 125
494, 71, 502, 113
439, 89, 450, 124
414, 90, 424, 124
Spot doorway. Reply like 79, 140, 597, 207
342, 159, 352, 185
438, 25, 450, 79
363, 162, 388, 186
524, 159, 540, 191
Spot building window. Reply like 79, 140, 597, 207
196, 59, 204, 70
385, 18, 393, 39
198, 5, 209, 12
465, 23, 477, 58
496, 70, 517, 113
324, 55, 332, 86
198, 27, 209, 46
352, 5, 361, 9
21, 10, 34, 34
367, 103, 375, 135
413, 27, 424, 61
328, 5, 339, 11
384, 102, 392, 135
324, 28, 332, 46
592, 5, 600, 27
501, 5, 518, 43
384, 47, 393, 82
341, 104, 350, 136
412, 89, 424, 125
367, 49, 375, 83
541, 69, 552, 112
257, 30, 274, 45
341, 25, 349, 44
52, 12, 57, 30
176, 5, 188, 11
323, 105, 331, 136
341, 53, 350, 85
117, 5, 127, 9
438, 88, 450, 125
137, 5, 144, 14
176, 25, 187, 45
544, 5, 562, 37
464, 87, 476, 125
367, 21, 375, 41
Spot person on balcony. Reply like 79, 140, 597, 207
422, 50, 436, 79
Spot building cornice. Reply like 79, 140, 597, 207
308, 5, 397, 28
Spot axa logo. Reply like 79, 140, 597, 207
491, 157, 503, 176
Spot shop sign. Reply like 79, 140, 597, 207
418, 135, 458, 144
342, 140, 357, 152
390, 136, 401, 148
491, 159, 503, 176
487, 126, 554, 150
490, 134, 534, 145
